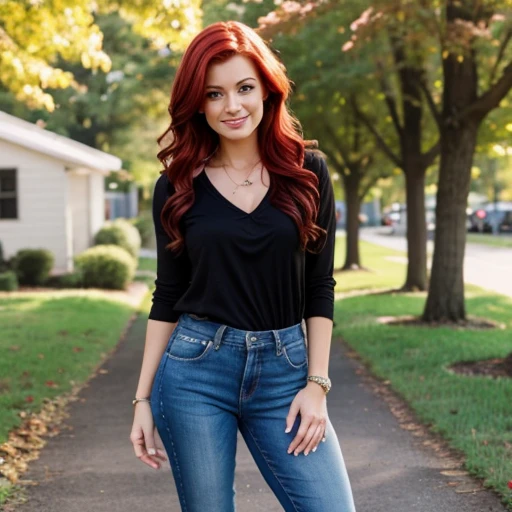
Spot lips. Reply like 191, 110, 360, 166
222, 115, 249, 128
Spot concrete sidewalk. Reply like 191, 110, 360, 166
16, 314, 506, 512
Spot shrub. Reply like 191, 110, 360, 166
74, 245, 136, 290
0, 271, 18, 291
94, 218, 141, 259
44, 270, 84, 289
131, 212, 155, 249
12, 248, 54, 286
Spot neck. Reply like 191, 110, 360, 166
215, 135, 260, 171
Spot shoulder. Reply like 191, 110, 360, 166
154, 172, 175, 196
153, 172, 177, 204
303, 149, 328, 182
152, 172, 177, 219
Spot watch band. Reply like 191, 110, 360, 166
307, 375, 331, 394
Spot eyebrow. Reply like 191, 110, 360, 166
205, 77, 256, 90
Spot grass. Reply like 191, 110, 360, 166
0, 256, 156, 445
0, 295, 135, 443
334, 233, 407, 292
467, 233, 512, 248
333, 237, 512, 507
137, 256, 157, 272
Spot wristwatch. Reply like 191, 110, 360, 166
307, 375, 331, 395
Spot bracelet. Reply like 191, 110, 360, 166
307, 375, 331, 395
132, 397, 151, 406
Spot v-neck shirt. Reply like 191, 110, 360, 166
201, 167, 270, 216
148, 150, 337, 331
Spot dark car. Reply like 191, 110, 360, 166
499, 211, 512, 232
468, 202, 512, 233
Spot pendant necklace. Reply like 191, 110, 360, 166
222, 160, 262, 195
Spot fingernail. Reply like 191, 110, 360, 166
148, 448, 156, 455
285, 427, 291, 433
304, 452, 309, 456
312, 447, 317, 452
294, 451, 298, 456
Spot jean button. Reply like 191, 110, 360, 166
250, 336, 257, 341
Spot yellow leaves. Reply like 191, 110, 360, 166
442, 50, 449, 59
471, 166, 481, 179
505, 124, 512, 133
457, 55, 464, 63
1, 0, 199, 110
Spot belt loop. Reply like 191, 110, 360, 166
273, 330, 282, 356
213, 324, 227, 351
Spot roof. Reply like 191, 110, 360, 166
0, 111, 122, 173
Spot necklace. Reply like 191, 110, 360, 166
222, 160, 262, 195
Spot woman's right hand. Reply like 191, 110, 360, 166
130, 402, 167, 470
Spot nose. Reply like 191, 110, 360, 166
225, 93, 241, 114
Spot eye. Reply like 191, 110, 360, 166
206, 91, 221, 99
240, 85, 254, 93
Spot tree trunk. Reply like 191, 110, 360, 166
342, 173, 362, 270
402, 167, 427, 290
423, 122, 478, 321
423, 17, 480, 322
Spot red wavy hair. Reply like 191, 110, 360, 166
156, 20, 326, 254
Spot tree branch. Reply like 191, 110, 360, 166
324, 122, 355, 173
375, 58, 404, 138
421, 139, 440, 169
358, 175, 380, 202
417, 73, 442, 131
351, 98, 403, 168
460, 60, 512, 122
489, 28, 512, 85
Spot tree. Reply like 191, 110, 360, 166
424, 1, 512, 321
0, 0, 201, 111
254, 0, 512, 321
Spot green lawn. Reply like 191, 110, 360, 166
334, 234, 407, 292
0, 256, 157, 445
467, 233, 512, 248
0, 294, 135, 443
333, 237, 512, 507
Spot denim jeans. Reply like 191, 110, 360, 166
150, 313, 356, 512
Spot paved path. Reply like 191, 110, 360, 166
359, 228, 512, 298
16, 315, 505, 511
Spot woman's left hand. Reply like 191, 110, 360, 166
285, 382, 327, 456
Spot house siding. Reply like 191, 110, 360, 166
0, 140, 69, 272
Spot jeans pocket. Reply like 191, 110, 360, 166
167, 327, 214, 361
282, 338, 308, 369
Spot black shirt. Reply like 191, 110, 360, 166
148, 150, 337, 331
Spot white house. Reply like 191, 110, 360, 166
0, 111, 122, 273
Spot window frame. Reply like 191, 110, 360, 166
0, 168, 18, 220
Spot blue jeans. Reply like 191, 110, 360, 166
150, 313, 356, 512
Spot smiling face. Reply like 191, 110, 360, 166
201, 54, 267, 144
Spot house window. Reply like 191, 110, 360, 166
0, 168, 17, 219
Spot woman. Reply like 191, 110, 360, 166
130, 20, 356, 512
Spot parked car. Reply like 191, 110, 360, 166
467, 202, 512, 233
386, 203, 436, 236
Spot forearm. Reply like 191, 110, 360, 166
135, 318, 177, 397
305, 316, 333, 379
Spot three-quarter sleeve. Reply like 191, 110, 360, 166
304, 153, 337, 321
148, 173, 192, 323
